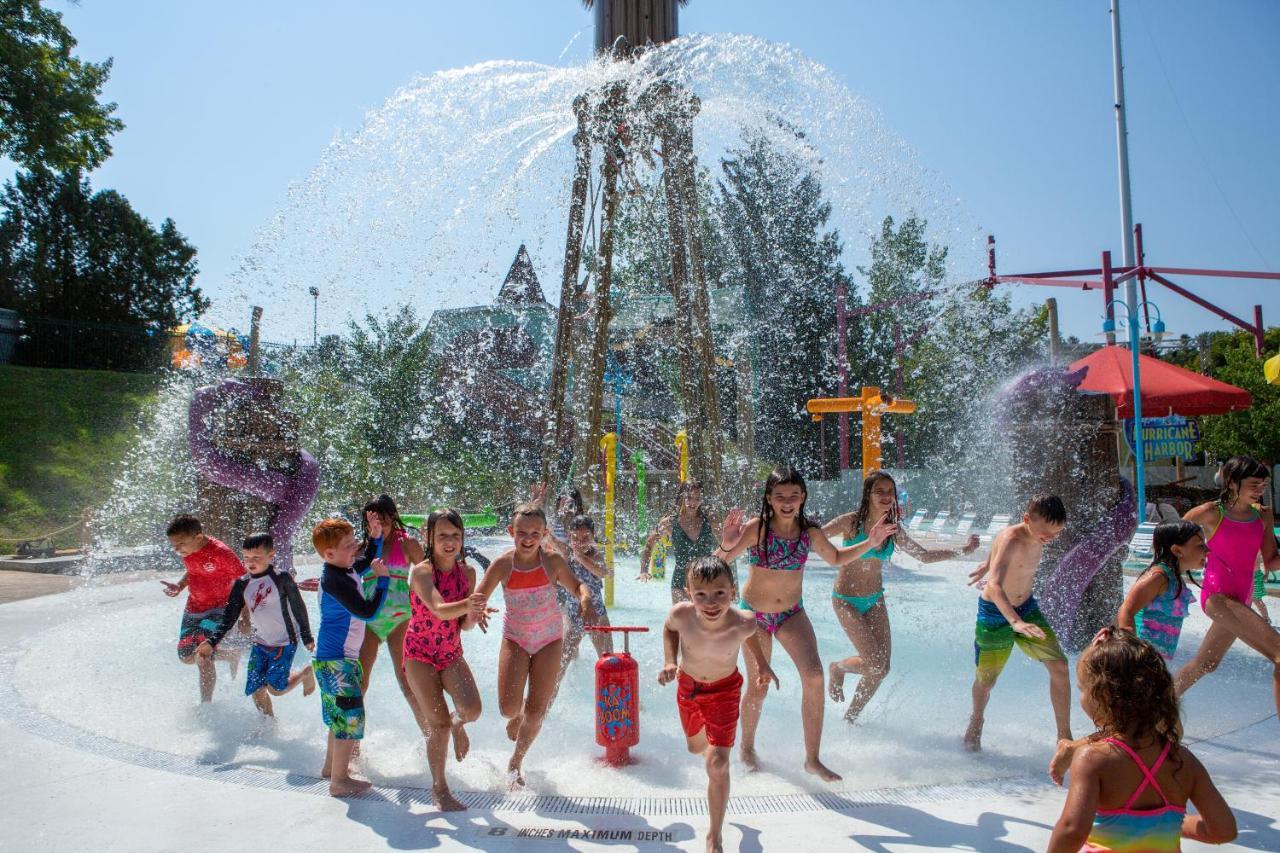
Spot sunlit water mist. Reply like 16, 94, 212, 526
216, 32, 981, 339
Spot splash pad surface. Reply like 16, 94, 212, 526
3, 542, 1277, 851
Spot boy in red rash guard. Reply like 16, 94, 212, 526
162, 514, 249, 702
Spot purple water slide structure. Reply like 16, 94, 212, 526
188, 380, 320, 574
1037, 477, 1137, 642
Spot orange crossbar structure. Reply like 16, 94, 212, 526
807, 386, 917, 480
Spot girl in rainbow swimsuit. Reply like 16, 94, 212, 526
1117, 521, 1204, 664
1047, 626, 1235, 851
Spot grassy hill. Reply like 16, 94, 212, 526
0, 365, 162, 550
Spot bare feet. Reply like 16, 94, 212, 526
963, 718, 983, 753
453, 721, 471, 762
740, 747, 761, 773
506, 714, 522, 742
302, 667, 317, 697
706, 832, 724, 853
804, 758, 842, 782
827, 662, 845, 703
433, 785, 467, 812
328, 777, 372, 797
842, 706, 861, 725
506, 766, 525, 791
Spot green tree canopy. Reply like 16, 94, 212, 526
1, 0, 123, 173
0, 168, 204, 368
1192, 329, 1280, 465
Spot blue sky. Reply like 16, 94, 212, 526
31, 0, 1280, 343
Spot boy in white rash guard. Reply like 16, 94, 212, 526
198, 533, 315, 717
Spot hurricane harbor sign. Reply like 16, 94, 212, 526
1123, 415, 1201, 463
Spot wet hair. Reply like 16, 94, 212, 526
165, 514, 202, 537
1218, 456, 1270, 507
1079, 627, 1181, 756
512, 502, 547, 525
671, 478, 709, 524
851, 470, 899, 541
687, 555, 735, 588
425, 508, 464, 561
363, 494, 406, 535
570, 514, 595, 536
242, 532, 274, 551
1147, 520, 1202, 600
556, 487, 584, 517
1026, 494, 1067, 525
757, 466, 814, 549
312, 517, 354, 553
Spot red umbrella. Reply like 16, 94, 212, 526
1068, 345, 1252, 418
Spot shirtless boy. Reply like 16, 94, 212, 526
964, 494, 1071, 752
659, 556, 777, 853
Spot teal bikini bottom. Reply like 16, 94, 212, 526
832, 589, 885, 615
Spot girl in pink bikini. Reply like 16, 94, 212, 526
474, 502, 598, 788
1174, 456, 1280, 716
402, 508, 488, 812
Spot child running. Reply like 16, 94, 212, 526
715, 466, 896, 780
475, 502, 599, 788
1116, 521, 1204, 664
550, 514, 613, 684
822, 470, 979, 723
640, 478, 726, 604
402, 509, 487, 812
1174, 456, 1280, 716
659, 556, 778, 853
162, 513, 249, 702
359, 495, 430, 737
1047, 626, 1236, 851
312, 517, 390, 797
196, 533, 316, 717
964, 494, 1071, 752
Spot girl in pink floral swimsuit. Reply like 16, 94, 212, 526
402, 509, 486, 812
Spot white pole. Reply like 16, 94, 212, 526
1110, 0, 1145, 517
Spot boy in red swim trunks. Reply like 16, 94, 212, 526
659, 556, 777, 853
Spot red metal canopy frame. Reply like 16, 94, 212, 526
985, 223, 1277, 356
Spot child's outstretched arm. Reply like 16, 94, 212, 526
810, 513, 897, 566
657, 609, 680, 685
161, 572, 189, 597
409, 562, 472, 622
279, 572, 314, 649
899, 532, 980, 564
714, 510, 759, 563
1116, 567, 1169, 631
1046, 746, 1104, 852
1181, 750, 1237, 844
198, 577, 248, 656
820, 512, 854, 539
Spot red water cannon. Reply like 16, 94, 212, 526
586, 625, 650, 766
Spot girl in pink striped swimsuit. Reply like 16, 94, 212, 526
1174, 456, 1280, 718
475, 502, 598, 788
402, 509, 485, 812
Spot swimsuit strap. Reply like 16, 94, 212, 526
1104, 738, 1172, 810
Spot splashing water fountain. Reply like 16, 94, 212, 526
5, 3, 1279, 849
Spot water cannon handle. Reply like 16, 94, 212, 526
585, 625, 650, 654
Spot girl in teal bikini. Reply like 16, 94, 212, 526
717, 466, 895, 781
822, 471, 978, 723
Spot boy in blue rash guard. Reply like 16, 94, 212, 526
311, 517, 390, 797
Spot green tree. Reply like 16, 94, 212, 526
716, 128, 853, 471
1, 0, 123, 173
1193, 329, 1280, 465
0, 168, 205, 368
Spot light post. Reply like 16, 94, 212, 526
308, 287, 319, 345
1102, 299, 1165, 518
